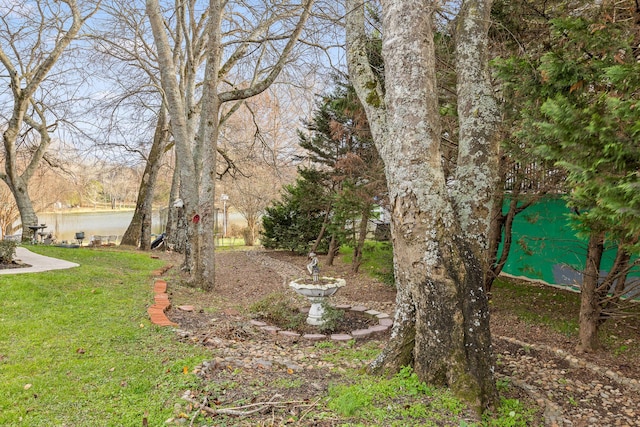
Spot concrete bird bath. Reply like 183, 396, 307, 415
289, 252, 346, 326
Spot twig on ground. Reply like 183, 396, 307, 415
190, 395, 207, 426
296, 395, 323, 424
182, 391, 312, 417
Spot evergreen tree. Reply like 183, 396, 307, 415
496, 8, 640, 351
262, 78, 386, 266
261, 168, 333, 254
298, 79, 386, 271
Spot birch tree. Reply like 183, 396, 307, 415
346, 0, 500, 411
146, 0, 315, 289
0, 0, 99, 240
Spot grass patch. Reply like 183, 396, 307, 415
491, 278, 580, 336
320, 340, 381, 365
341, 241, 395, 286
0, 246, 209, 426
215, 241, 249, 251
483, 398, 538, 426
326, 366, 437, 422
324, 366, 535, 426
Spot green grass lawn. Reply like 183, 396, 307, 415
0, 246, 209, 427
0, 244, 542, 426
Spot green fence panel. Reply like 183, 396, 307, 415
499, 196, 638, 288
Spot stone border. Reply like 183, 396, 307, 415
249, 304, 393, 342
496, 373, 564, 426
496, 335, 640, 426
145, 275, 392, 339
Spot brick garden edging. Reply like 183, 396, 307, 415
147, 279, 178, 327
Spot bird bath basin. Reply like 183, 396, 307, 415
289, 277, 346, 325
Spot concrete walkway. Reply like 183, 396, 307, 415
0, 246, 79, 275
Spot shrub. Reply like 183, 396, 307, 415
0, 240, 17, 264
318, 301, 345, 333
249, 292, 306, 330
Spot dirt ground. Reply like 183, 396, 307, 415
151, 249, 640, 426
3, 246, 637, 424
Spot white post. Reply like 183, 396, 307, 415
221, 194, 229, 238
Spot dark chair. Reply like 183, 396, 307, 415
75, 232, 85, 246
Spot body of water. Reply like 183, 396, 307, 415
32, 210, 246, 243
35, 211, 163, 243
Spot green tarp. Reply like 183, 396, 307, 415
499, 196, 638, 289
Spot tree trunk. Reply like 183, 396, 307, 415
190, 0, 225, 291
486, 196, 522, 294
325, 233, 339, 266
578, 231, 605, 352
11, 178, 38, 243
146, 0, 198, 275
452, 0, 501, 264
310, 205, 332, 254
121, 107, 169, 248
485, 193, 506, 293
3, 103, 47, 244
347, 0, 498, 412
609, 247, 632, 301
351, 204, 371, 273
165, 154, 184, 253
369, 191, 496, 412
246, 229, 255, 246
596, 245, 631, 326
243, 215, 257, 246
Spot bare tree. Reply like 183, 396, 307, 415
217, 91, 299, 246
346, 0, 500, 412
226, 167, 282, 246
146, 0, 315, 289
81, 0, 173, 248
0, 180, 19, 238
0, 0, 99, 241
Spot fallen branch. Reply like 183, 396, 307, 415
296, 395, 323, 424
181, 391, 311, 417
189, 395, 207, 426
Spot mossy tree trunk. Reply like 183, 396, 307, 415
346, 0, 499, 412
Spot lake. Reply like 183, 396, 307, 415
35, 211, 164, 243
35, 210, 246, 243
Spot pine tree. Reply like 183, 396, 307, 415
297, 80, 386, 269
497, 10, 640, 351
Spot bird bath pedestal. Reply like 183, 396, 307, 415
289, 277, 346, 325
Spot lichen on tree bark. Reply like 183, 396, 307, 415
346, 0, 499, 412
